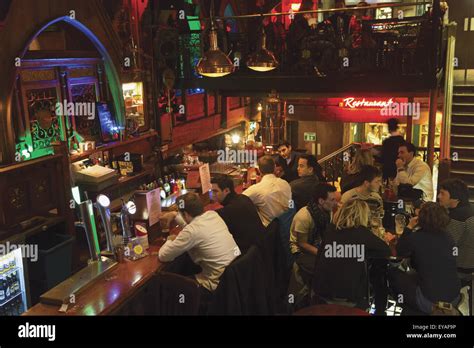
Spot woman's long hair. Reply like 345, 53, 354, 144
348, 149, 374, 174
418, 202, 450, 234
333, 199, 370, 230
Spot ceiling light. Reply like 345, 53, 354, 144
196, 0, 235, 78
247, 24, 279, 72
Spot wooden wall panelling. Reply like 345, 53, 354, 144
0, 155, 65, 229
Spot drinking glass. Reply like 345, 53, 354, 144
395, 214, 406, 235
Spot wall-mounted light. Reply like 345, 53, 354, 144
231, 134, 240, 144
257, 103, 263, 112
291, 3, 302, 12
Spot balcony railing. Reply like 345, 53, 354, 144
176, 5, 444, 91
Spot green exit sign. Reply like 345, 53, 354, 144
304, 132, 316, 142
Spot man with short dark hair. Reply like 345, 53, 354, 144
276, 140, 300, 182
290, 154, 321, 211
243, 155, 292, 227
158, 192, 241, 292
341, 165, 384, 218
211, 175, 264, 254
381, 118, 405, 180
395, 142, 434, 201
438, 179, 474, 278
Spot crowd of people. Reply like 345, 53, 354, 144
156, 132, 473, 315
287, 0, 373, 77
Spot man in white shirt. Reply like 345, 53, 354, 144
158, 192, 241, 292
243, 155, 292, 227
395, 142, 434, 201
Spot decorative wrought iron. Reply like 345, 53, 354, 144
32, 177, 48, 200
8, 186, 27, 210
176, 11, 436, 80
178, 32, 203, 79
319, 143, 361, 184
26, 87, 61, 155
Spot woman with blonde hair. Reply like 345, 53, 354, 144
340, 148, 375, 194
312, 199, 390, 315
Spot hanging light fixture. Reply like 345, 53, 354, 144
247, 17, 279, 72
196, 0, 235, 78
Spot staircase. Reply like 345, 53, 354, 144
450, 85, 474, 204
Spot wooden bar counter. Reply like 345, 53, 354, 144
23, 240, 167, 316
23, 184, 241, 316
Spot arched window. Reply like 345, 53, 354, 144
224, 3, 238, 33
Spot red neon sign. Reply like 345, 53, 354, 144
340, 97, 395, 109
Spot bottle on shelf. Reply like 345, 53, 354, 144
0, 270, 6, 303
170, 173, 179, 194
4, 264, 11, 301
163, 176, 171, 197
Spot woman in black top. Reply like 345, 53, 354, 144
389, 202, 461, 314
313, 199, 391, 314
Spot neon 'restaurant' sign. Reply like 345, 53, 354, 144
339, 98, 395, 109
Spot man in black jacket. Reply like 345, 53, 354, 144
211, 175, 265, 254
381, 118, 405, 180
438, 178, 474, 280
290, 154, 321, 211
276, 140, 300, 183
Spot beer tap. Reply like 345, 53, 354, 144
72, 187, 100, 262
95, 194, 115, 257
120, 199, 136, 245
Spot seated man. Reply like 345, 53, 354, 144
340, 165, 384, 219
211, 175, 265, 254
395, 142, 434, 201
243, 155, 292, 227
438, 178, 474, 280
158, 192, 241, 298
288, 183, 338, 309
290, 154, 321, 211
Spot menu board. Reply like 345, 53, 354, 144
146, 188, 161, 226
199, 163, 212, 194
96, 102, 117, 143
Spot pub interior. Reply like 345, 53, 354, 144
0, 0, 473, 323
